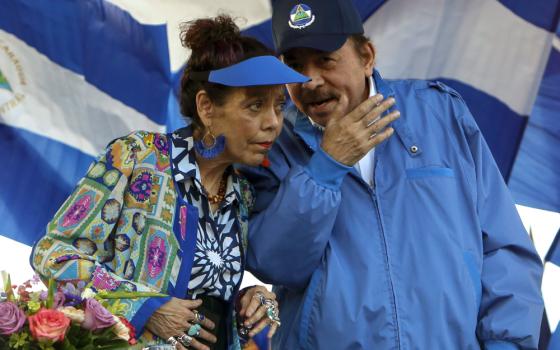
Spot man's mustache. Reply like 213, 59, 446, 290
299, 89, 339, 104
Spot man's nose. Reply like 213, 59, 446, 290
301, 65, 324, 90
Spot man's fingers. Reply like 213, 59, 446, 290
368, 110, 400, 133
369, 127, 395, 144
363, 98, 397, 128
346, 94, 384, 123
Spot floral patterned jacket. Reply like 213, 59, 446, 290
31, 130, 253, 349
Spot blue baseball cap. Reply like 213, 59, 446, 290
189, 55, 309, 87
272, 0, 364, 54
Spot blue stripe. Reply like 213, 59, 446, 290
0, 125, 94, 245
435, 78, 527, 180
509, 46, 560, 212
0, 0, 172, 124
499, 0, 560, 32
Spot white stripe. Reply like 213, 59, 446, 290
0, 30, 164, 156
553, 35, 560, 52
365, 0, 553, 116
106, 0, 272, 72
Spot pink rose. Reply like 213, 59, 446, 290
28, 308, 70, 342
0, 301, 26, 335
81, 298, 116, 331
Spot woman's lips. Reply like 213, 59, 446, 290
257, 142, 273, 149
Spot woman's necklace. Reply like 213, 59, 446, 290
204, 173, 228, 205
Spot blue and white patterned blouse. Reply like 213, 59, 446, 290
170, 128, 243, 301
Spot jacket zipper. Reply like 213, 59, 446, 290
371, 162, 402, 349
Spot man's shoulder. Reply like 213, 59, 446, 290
386, 78, 465, 103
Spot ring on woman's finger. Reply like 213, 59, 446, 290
253, 291, 267, 305
177, 333, 193, 347
193, 310, 205, 324
187, 323, 202, 337
167, 336, 179, 348
264, 299, 281, 326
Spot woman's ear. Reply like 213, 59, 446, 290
195, 90, 214, 128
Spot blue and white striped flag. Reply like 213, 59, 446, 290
0, 0, 559, 247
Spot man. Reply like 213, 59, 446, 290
241, 0, 544, 349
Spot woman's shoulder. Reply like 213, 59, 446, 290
105, 130, 171, 173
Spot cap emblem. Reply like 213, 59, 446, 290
288, 4, 315, 29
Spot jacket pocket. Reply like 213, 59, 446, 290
299, 266, 324, 349
462, 251, 482, 309
405, 166, 454, 179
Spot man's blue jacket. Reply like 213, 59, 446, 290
242, 71, 544, 350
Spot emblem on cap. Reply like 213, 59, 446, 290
288, 4, 315, 29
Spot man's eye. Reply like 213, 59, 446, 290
287, 62, 303, 71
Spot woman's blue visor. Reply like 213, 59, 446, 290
189, 55, 309, 87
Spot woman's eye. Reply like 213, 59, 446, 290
249, 102, 263, 112
276, 101, 287, 112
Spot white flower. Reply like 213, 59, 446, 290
81, 287, 97, 300
60, 306, 85, 324
111, 316, 130, 341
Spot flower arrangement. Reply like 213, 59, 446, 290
0, 271, 157, 350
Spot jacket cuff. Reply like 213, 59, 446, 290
305, 147, 352, 190
484, 340, 519, 350
130, 296, 172, 336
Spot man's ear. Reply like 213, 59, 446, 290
195, 90, 214, 127
362, 41, 376, 77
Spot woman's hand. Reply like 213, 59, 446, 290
238, 286, 279, 339
145, 297, 216, 350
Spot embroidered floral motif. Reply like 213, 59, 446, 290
87, 162, 106, 179
89, 224, 105, 240
132, 213, 145, 235
129, 172, 152, 202
91, 266, 121, 291
147, 237, 167, 279
123, 260, 135, 280
115, 234, 131, 252
38, 238, 55, 251
161, 208, 173, 224
61, 194, 94, 228
72, 238, 97, 255
154, 134, 169, 156
103, 170, 119, 187
101, 199, 121, 224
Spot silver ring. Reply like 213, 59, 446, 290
264, 299, 281, 326
193, 310, 205, 324
177, 333, 193, 347
167, 336, 178, 347
253, 291, 267, 305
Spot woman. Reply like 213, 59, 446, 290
30, 15, 308, 350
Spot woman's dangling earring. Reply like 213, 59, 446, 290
194, 128, 225, 159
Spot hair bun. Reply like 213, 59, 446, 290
181, 15, 241, 52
